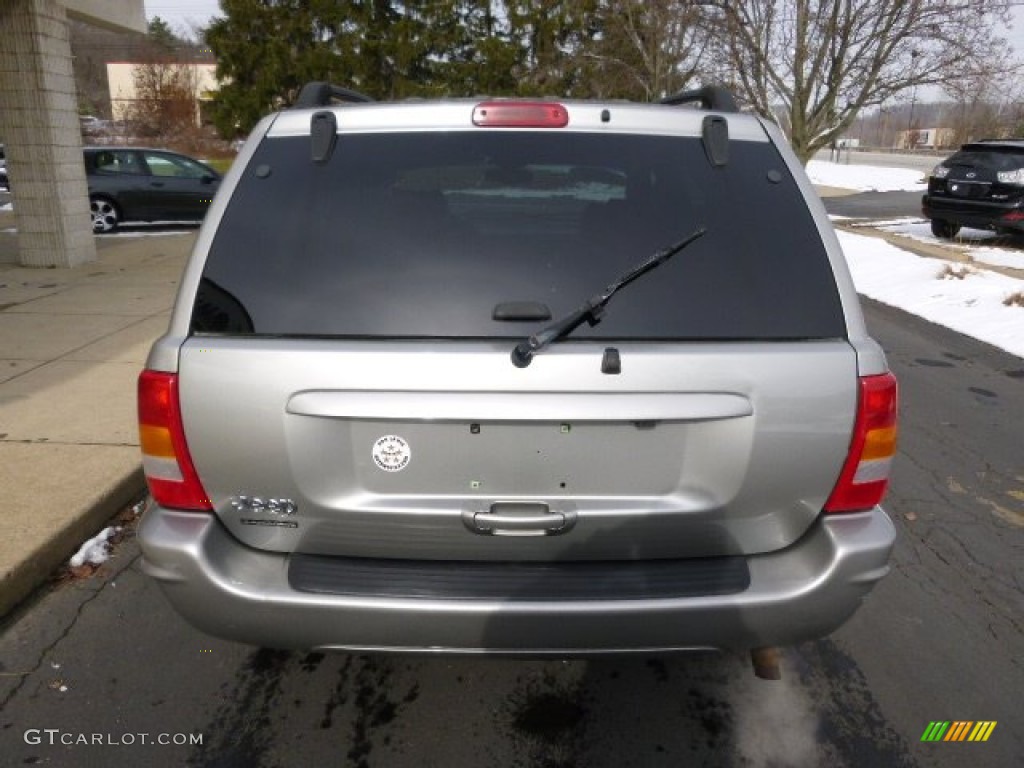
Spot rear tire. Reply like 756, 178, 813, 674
90, 196, 120, 233
930, 219, 960, 239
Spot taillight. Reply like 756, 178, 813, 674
824, 373, 898, 513
138, 370, 211, 511
472, 101, 568, 128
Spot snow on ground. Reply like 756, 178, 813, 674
68, 526, 120, 567
96, 227, 197, 238
838, 230, 1024, 359
870, 219, 1024, 271
806, 160, 927, 192
813, 159, 1023, 359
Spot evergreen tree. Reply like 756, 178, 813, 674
147, 16, 181, 53
207, 0, 443, 136
505, 0, 600, 96
417, 1, 520, 96
580, 1, 705, 101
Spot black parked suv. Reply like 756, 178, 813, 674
923, 139, 1024, 239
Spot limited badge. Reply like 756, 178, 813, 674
372, 435, 411, 472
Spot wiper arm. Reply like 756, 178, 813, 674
511, 227, 708, 368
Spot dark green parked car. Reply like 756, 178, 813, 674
86, 147, 220, 233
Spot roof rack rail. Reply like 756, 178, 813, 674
293, 81, 374, 109
659, 85, 738, 113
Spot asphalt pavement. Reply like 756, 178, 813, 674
822, 190, 923, 220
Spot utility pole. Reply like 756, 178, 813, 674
906, 49, 920, 150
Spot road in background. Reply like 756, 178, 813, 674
814, 149, 942, 173
823, 191, 923, 220
814, 149, 932, 220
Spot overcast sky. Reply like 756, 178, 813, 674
145, 0, 219, 35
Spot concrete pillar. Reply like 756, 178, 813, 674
0, 0, 96, 267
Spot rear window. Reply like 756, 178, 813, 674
194, 130, 845, 339
950, 145, 1024, 171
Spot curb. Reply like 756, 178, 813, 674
833, 221, 1024, 280
0, 467, 145, 620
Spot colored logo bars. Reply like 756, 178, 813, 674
921, 721, 997, 742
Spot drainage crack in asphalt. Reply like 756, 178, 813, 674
0, 550, 141, 710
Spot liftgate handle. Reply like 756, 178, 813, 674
465, 503, 577, 536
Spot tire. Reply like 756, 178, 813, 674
930, 219, 960, 239
90, 196, 120, 233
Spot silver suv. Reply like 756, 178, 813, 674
138, 83, 897, 666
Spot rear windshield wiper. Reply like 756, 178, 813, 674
511, 227, 708, 368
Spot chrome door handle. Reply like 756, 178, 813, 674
465, 503, 576, 536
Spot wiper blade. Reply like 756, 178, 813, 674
511, 227, 708, 368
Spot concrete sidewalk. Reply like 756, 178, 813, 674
0, 225, 194, 618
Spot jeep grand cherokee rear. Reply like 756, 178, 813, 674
138, 85, 897, 660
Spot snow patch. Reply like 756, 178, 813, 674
69, 526, 121, 568
838, 230, 1024, 358
807, 160, 926, 192
874, 219, 1024, 271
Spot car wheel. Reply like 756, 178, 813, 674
90, 196, 120, 233
930, 219, 960, 239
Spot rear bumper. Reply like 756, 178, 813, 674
139, 505, 895, 654
922, 194, 1024, 232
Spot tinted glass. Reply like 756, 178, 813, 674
949, 145, 1024, 171
92, 150, 144, 175
144, 152, 211, 179
196, 132, 844, 339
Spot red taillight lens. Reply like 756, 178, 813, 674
1000, 210, 1024, 222
138, 370, 211, 511
824, 373, 899, 513
472, 101, 568, 128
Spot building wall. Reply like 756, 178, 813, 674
64, 0, 144, 32
0, 0, 143, 267
0, 0, 95, 267
896, 127, 958, 150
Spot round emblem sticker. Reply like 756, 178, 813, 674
372, 435, 411, 472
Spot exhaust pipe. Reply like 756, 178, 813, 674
751, 647, 781, 680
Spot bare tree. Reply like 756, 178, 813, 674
942, 69, 1024, 145
127, 60, 201, 137
704, 0, 1014, 164
121, 17, 210, 139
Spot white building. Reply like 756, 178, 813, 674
107, 61, 219, 125
897, 127, 957, 150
